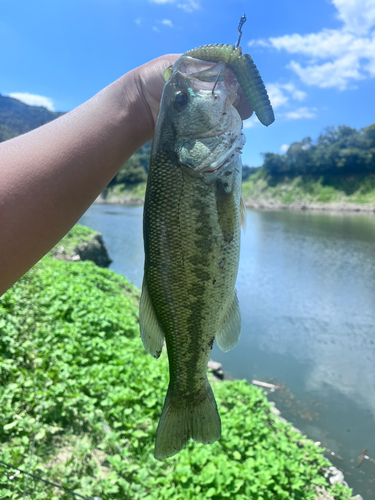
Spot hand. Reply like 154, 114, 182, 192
135, 54, 181, 139
134, 54, 253, 141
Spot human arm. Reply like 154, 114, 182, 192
0, 54, 252, 296
0, 55, 182, 295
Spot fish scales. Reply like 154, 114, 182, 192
139, 45, 273, 459
144, 154, 241, 371
143, 149, 242, 458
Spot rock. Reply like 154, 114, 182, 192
53, 232, 112, 268
352, 495, 364, 500
325, 466, 345, 485
207, 360, 222, 371
207, 359, 225, 380
270, 406, 281, 416
74, 233, 112, 267
292, 426, 303, 434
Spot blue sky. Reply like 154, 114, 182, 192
1, 0, 374, 166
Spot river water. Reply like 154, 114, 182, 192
80, 204, 375, 499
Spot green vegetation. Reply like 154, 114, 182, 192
51, 224, 98, 256
242, 124, 375, 207
100, 142, 150, 202
101, 182, 146, 204
242, 170, 375, 206
0, 94, 64, 142
0, 226, 352, 499
107, 142, 151, 186
263, 124, 375, 177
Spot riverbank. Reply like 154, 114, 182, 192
0, 224, 355, 499
207, 361, 363, 500
95, 193, 375, 214
244, 199, 375, 213
242, 173, 375, 214
96, 173, 375, 214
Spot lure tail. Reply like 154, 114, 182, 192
154, 379, 221, 459
178, 43, 275, 127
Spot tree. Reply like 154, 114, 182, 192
114, 156, 147, 184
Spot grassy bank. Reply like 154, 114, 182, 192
242, 171, 375, 211
0, 227, 353, 499
96, 173, 375, 212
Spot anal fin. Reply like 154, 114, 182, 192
215, 292, 241, 352
139, 280, 164, 359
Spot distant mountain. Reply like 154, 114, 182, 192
0, 94, 64, 142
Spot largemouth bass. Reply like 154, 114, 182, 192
140, 45, 273, 460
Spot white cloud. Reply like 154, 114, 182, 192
281, 83, 307, 101
333, 0, 375, 35
266, 84, 289, 109
280, 144, 289, 153
248, 38, 271, 48
150, 0, 200, 10
258, 82, 312, 121
161, 19, 173, 27
152, 26, 160, 32
177, 0, 200, 12
282, 107, 317, 120
243, 115, 258, 129
134, 18, 142, 26
248, 0, 375, 90
268, 29, 356, 58
288, 53, 366, 90
243, 115, 259, 128
8, 92, 55, 111
267, 82, 307, 109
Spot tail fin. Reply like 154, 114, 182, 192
154, 379, 221, 459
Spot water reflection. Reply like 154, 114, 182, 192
236, 211, 375, 419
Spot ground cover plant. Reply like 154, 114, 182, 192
51, 224, 98, 254
0, 227, 353, 499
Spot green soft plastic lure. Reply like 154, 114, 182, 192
164, 43, 275, 127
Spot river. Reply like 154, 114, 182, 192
80, 204, 375, 499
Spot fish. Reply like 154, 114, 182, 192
139, 45, 274, 459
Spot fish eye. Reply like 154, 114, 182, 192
173, 91, 189, 110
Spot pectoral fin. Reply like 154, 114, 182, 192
139, 280, 165, 359
215, 292, 241, 352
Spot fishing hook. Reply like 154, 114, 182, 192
235, 13, 247, 48
212, 70, 222, 95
